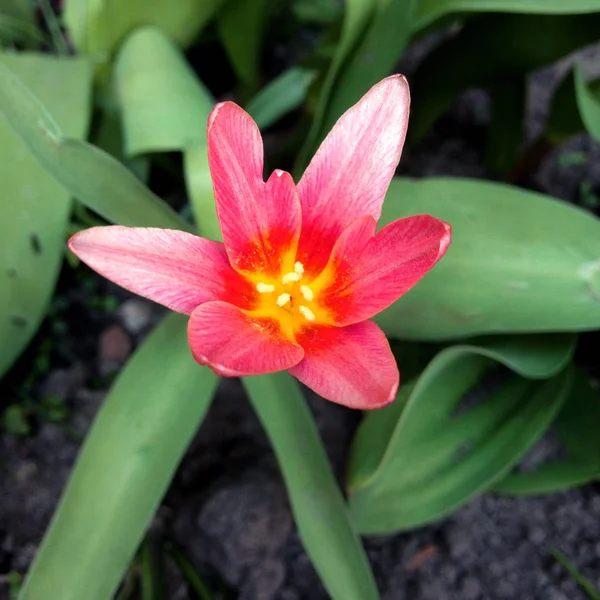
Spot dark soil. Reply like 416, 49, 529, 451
1, 35, 600, 600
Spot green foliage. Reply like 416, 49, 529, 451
494, 369, 600, 495
347, 336, 574, 534
0, 54, 92, 378
376, 177, 600, 340
114, 27, 219, 239
19, 314, 219, 600
244, 372, 379, 600
549, 548, 600, 600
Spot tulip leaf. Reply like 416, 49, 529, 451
217, 0, 270, 90
63, 0, 225, 59
574, 64, 600, 144
243, 372, 379, 600
115, 27, 220, 240
0, 53, 92, 378
412, 0, 600, 32
19, 313, 219, 600
246, 67, 317, 130
408, 13, 600, 144
0, 58, 189, 231
493, 369, 600, 495
377, 177, 600, 340
347, 339, 573, 534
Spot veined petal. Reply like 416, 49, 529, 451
296, 75, 410, 273
207, 102, 302, 275
68, 226, 254, 315
319, 214, 451, 325
188, 301, 304, 376
290, 321, 398, 409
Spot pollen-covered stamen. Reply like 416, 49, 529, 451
256, 282, 275, 293
282, 261, 306, 285
276, 293, 291, 307
298, 305, 316, 321
300, 285, 313, 302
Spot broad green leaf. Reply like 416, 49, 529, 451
246, 67, 317, 129
485, 76, 526, 175
292, 0, 343, 24
574, 64, 600, 144
376, 177, 600, 340
19, 313, 219, 600
408, 13, 600, 144
493, 369, 600, 495
244, 372, 379, 600
412, 0, 600, 32
63, 0, 225, 59
0, 0, 42, 46
217, 0, 269, 90
347, 340, 573, 534
0, 53, 92, 378
0, 58, 188, 231
115, 27, 219, 239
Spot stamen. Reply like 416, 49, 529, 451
282, 272, 301, 285
298, 305, 316, 321
276, 293, 291, 307
256, 282, 275, 293
294, 262, 304, 275
300, 285, 314, 301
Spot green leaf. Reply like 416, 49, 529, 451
486, 76, 526, 175
549, 547, 600, 600
246, 67, 317, 130
412, 0, 600, 32
217, 0, 269, 90
18, 313, 219, 600
347, 339, 573, 534
493, 369, 600, 495
0, 57, 188, 231
0, 0, 43, 46
574, 64, 600, 144
0, 53, 92, 378
243, 372, 379, 600
63, 0, 225, 60
115, 27, 219, 239
408, 13, 600, 144
376, 177, 600, 340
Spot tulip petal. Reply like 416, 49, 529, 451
188, 301, 304, 376
297, 75, 410, 273
290, 321, 398, 409
319, 214, 451, 325
207, 102, 302, 275
68, 226, 254, 315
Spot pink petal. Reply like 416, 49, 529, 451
207, 102, 302, 275
296, 75, 410, 274
188, 301, 304, 376
319, 214, 451, 325
290, 321, 398, 409
68, 226, 255, 315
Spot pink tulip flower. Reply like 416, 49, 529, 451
69, 75, 451, 409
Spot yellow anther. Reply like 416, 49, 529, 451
294, 262, 304, 276
298, 305, 316, 322
276, 293, 291, 307
300, 285, 314, 302
282, 271, 301, 285
256, 282, 275, 293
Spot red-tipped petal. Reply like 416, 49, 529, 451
290, 321, 398, 409
320, 214, 451, 325
188, 301, 304, 376
68, 226, 253, 315
207, 102, 302, 275
297, 75, 410, 273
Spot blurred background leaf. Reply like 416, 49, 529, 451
0, 54, 92, 378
